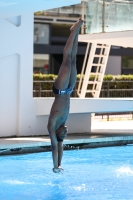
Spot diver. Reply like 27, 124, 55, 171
47, 18, 83, 173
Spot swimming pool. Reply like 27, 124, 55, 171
0, 145, 133, 200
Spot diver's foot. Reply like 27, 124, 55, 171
70, 18, 84, 32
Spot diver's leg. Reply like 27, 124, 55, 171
69, 33, 79, 88
54, 19, 83, 90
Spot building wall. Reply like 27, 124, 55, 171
105, 56, 121, 75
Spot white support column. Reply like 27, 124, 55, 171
0, 13, 37, 137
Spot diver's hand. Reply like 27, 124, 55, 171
53, 167, 64, 173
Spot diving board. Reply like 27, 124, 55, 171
36, 98, 133, 116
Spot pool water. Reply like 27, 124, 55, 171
1, 146, 133, 200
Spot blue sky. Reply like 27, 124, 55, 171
0, 0, 81, 18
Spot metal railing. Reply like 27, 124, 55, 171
100, 81, 133, 98
94, 112, 133, 121
33, 80, 133, 98
33, 80, 133, 120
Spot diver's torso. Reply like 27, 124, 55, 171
48, 94, 70, 130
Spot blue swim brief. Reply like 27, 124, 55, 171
53, 84, 73, 95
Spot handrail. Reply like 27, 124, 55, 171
33, 80, 133, 97
84, 0, 133, 4
77, 43, 90, 97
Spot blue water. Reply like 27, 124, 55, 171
1, 146, 133, 200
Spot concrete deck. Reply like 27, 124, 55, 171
0, 119, 133, 155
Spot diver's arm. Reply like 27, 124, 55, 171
47, 122, 64, 173
47, 124, 58, 169
56, 126, 67, 168
58, 142, 63, 167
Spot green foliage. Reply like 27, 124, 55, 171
103, 74, 114, 81
97, 74, 133, 90
33, 73, 133, 82
33, 74, 57, 80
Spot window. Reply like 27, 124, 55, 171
34, 23, 50, 44
33, 54, 49, 74
122, 56, 133, 69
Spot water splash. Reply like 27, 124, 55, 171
69, 184, 86, 191
3, 179, 34, 185
43, 182, 62, 188
116, 166, 133, 177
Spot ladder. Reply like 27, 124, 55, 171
77, 42, 111, 98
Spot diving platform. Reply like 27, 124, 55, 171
79, 30, 133, 48
36, 98, 133, 115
